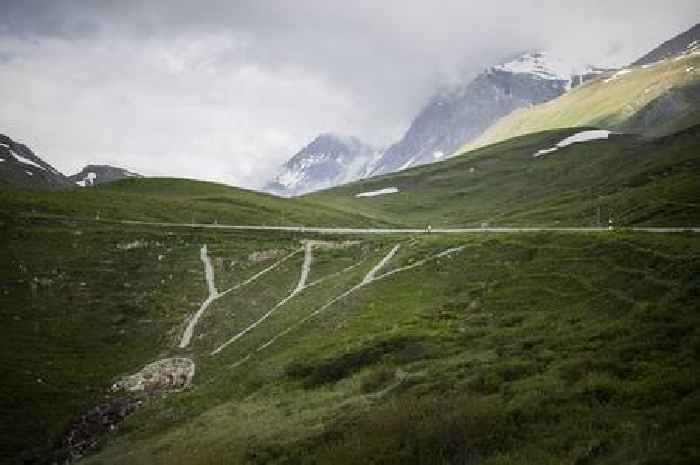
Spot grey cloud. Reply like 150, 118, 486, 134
0, 1, 698, 188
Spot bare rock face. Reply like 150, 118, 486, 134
112, 357, 195, 393
69, 164, 142, 187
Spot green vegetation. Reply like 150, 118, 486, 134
458, 53, 700, 153
1, 122, 699, 464
0, 177, 385, 227
308, 125, 700, 228
71, 231, 698, 465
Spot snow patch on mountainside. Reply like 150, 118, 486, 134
494, 52, 597, 89
534, 130, 612, 157
398, 156, 417, 171
10, 150, 46, 171
355, 187, 399, 198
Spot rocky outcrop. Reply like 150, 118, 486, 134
69, 164, 141, 187
112, 357, 195, 393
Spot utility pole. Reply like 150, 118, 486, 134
597, 206, 601, 227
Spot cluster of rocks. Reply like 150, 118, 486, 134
53, 358, 194, 463
111, 358, 195, 393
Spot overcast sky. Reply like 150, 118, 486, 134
0, 1, 698, 189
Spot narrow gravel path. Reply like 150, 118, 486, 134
363, 244, 400, 284
233, 244, 464, 363
211, 242, 313, 355
178, 246, 301, 349
179, 245, 218, 348
118, 219, 700, 235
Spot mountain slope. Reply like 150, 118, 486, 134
0, 134, 72, 190
458, 33, 700, 154
633, 22, 700, 66
265, 133, 379, 196
370, 52, 605, 175
69, 165, 142, 187
308, 125, 700, 228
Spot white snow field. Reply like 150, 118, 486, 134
10, 150, 45, 170
355, 187, 399, 197
534, 130, 612, 157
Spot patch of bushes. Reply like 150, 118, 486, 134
360, 365, 396, 394
312, 393, 502, 465
285, 337, 427, 388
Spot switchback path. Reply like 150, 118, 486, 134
178, 247, 301, 349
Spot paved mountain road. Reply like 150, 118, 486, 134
119, 220, 700, 235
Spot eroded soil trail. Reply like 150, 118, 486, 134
210, 240, 363, 355
179, 245, 218, 348
178, 245, 301, 349
181, 240, 463, 362
211, 242, 314, 355
228, 244, 465, 366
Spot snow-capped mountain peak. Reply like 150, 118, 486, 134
493, 52, 599, 89
265, 133, 378, 196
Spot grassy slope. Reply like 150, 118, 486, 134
1, 138, 699, 465
74, 231, 700, 465
458, 53, 700, 154
0, 215, 321, 462
0, 177, 387, 228
306, 125, 700, 228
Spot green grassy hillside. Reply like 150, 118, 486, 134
15, 226, 693, 465
0, 177, 385, 228
458, 52, 700, 154
1, 128, 699, 465
308, 125, 700, 228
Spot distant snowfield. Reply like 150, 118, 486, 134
534, 130, 612, 157
355, 187, 399, 198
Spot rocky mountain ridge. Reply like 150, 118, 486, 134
0, 133, 72, 190
0, 133, 142, 190
266, 52, 609, 193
